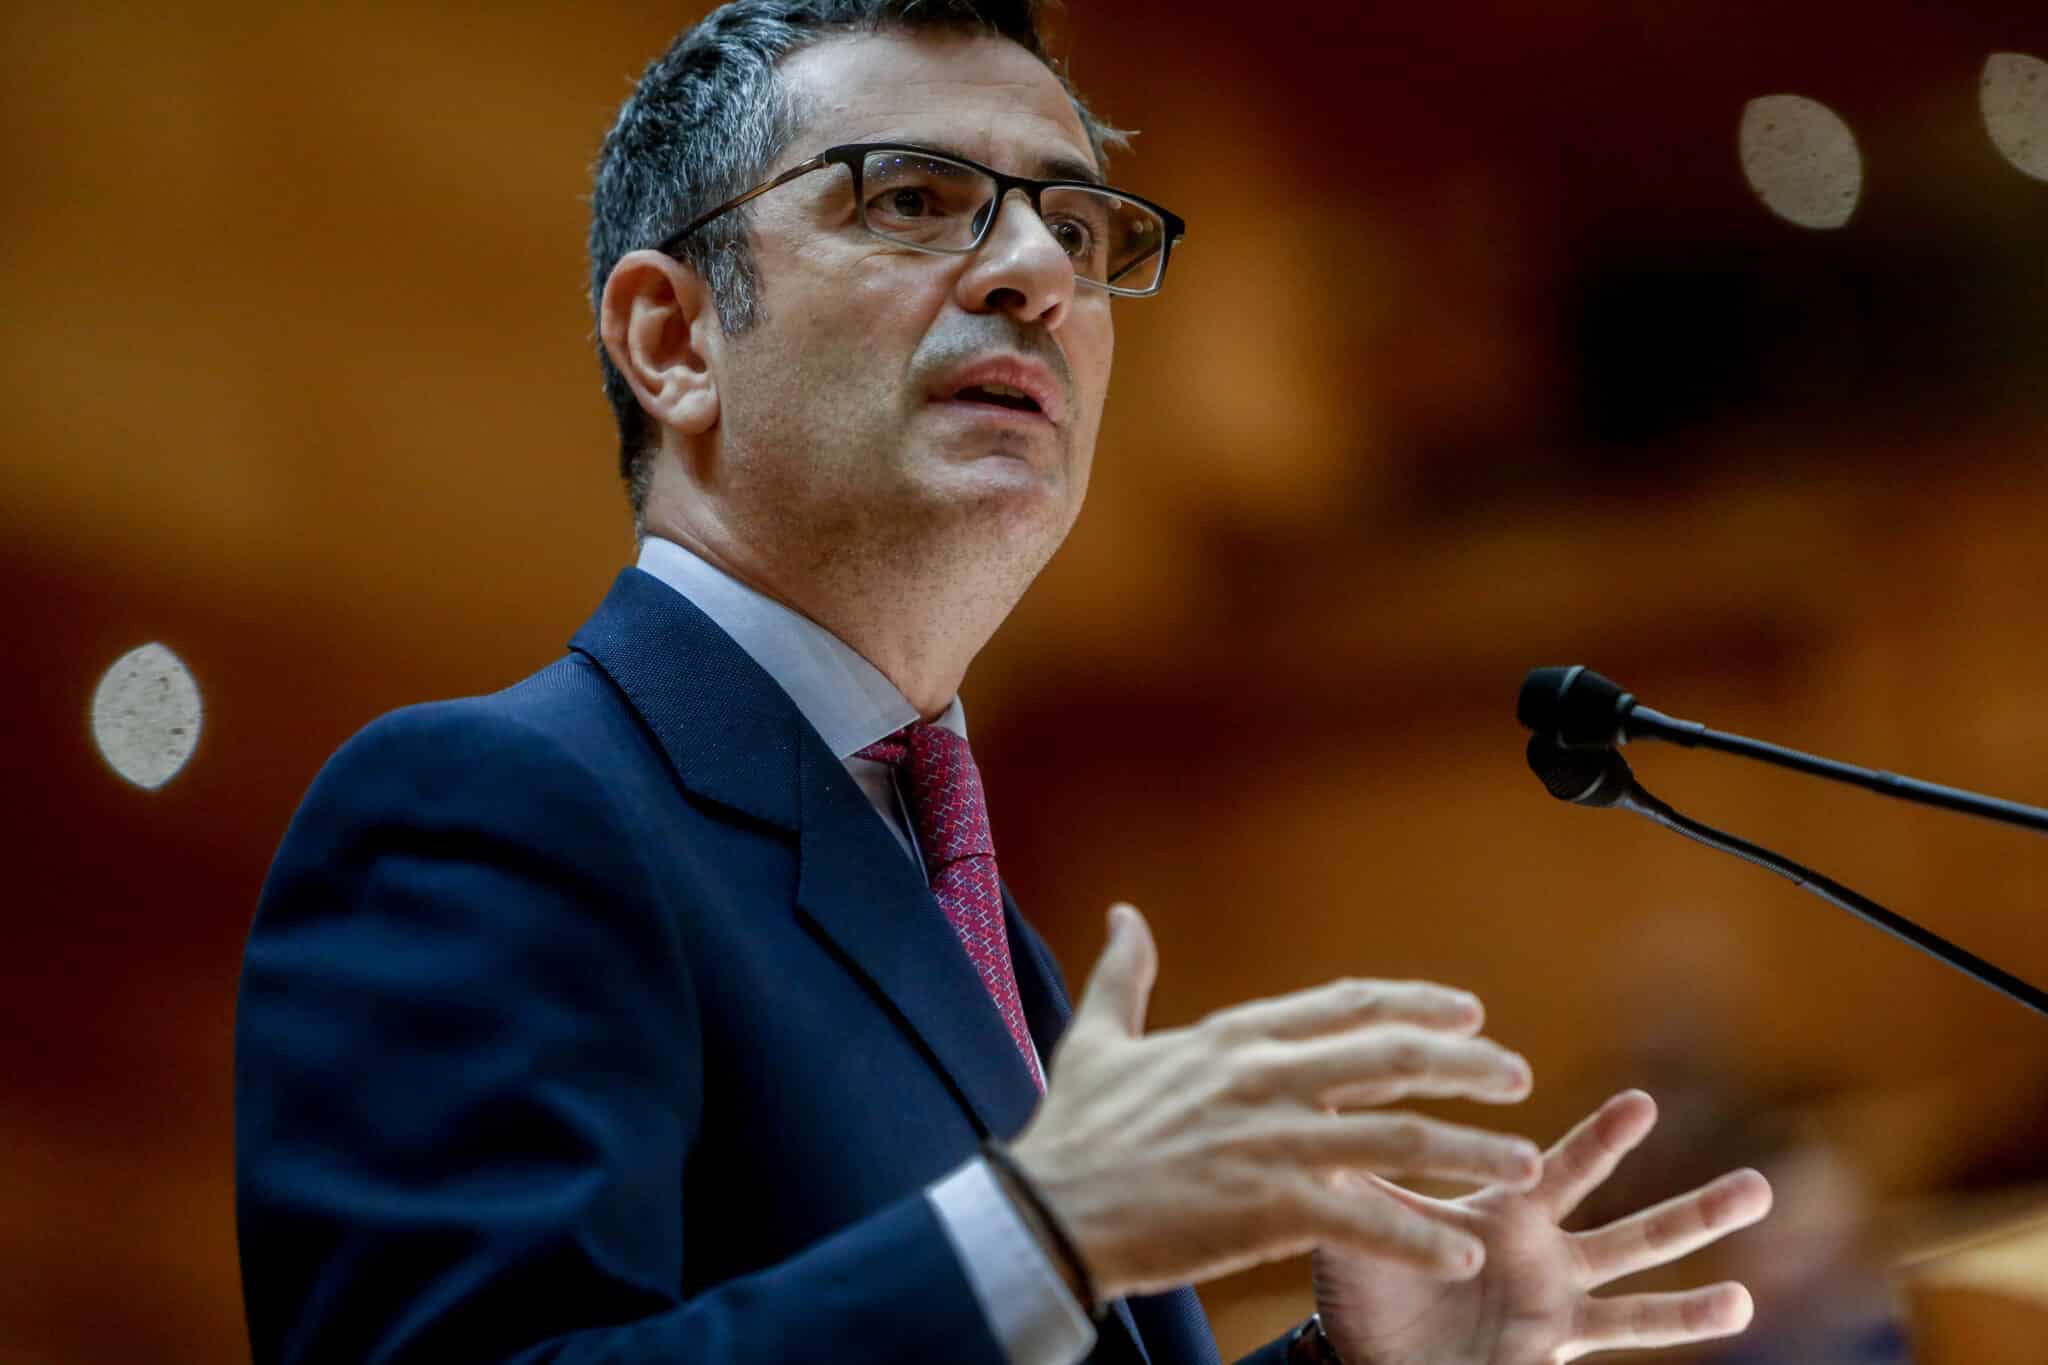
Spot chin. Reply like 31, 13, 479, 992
912, 461, 1075, 559
911, 429, 1053, 491
957, 454, 1071, 514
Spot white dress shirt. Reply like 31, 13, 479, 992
634, 536, 1095, 1365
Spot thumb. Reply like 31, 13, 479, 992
1074, 902, 1158, 1039
1347, 1172, 1484, 1232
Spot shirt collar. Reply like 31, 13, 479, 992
635, 535, 966, 758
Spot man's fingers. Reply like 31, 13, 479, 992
1264, 1113, 1542, 1189
1300, 1028, 1533, 1108
1072, 903, 1158, 1039
1297, 1176, 1486, 1280
1573, 1168, 1773, 1288
1569, 1282, 1755, 1358
1530, 1089, 1658, 1221
1207, 979, 1484, 1043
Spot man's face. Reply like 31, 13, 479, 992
705, 29, 1115, 594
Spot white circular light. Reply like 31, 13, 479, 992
1982, 53, 2048, 182
91, 643, 203, 790
1739, 95, 1864, 230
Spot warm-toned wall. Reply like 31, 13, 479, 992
6, 2, 2048, 1360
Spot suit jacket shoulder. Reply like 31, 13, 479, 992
237, 583, 1009, 1365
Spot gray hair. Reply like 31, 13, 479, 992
588, 0, 1127, 518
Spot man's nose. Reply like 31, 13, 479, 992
954, 189, 1075, 328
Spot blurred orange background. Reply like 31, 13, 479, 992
6, 2, 2048, 1360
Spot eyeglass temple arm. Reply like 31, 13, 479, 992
667, 154, 832, 246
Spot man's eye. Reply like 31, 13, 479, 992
876, 188, 934, 218
1047, 218, 1095, 258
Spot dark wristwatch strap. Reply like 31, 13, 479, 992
1287, 1313, 1347, 1365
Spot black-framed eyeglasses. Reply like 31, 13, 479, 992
653, 141, 1187, 297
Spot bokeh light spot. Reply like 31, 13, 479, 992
91, 643, 203, 790
1981, 53, 2048, 182
1739, 95, 1864, 230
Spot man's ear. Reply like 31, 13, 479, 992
599, 250, 723, 437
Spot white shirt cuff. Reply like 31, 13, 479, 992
927, 1156, 1097, 1365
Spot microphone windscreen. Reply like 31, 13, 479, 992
1518, 665, 1632, 748
1517, 666, 1581, 732
1525, 735, 1634, 807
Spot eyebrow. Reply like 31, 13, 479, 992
1038, 154, 1106, 187
874, 137, 1105, 186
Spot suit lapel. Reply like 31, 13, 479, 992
570, 568, 1040, 1141
568, 568, 804, 832
792, 738, 1042, 1139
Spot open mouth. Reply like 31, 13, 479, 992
949, 383, 1045, 416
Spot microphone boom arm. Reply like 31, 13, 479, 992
1620, 781, 2048, 1020
1627, 706, 2048, 836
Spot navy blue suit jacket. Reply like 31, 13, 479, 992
236, 568, 1287, 1365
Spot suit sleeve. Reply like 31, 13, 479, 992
235, 703, 1007, 1365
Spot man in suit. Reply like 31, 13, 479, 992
235, 3, 1774, 1362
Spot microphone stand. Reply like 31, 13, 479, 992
1524, 733, 2048, 1022
1624, 705, 2048, 835
1616, 782, 2048, 1021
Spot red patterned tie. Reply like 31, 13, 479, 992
857, 723, 1043, 1092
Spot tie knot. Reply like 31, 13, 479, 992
856, 723, 993, 869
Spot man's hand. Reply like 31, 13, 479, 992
1313, 1090, 1773, 1365
1011, 904, 1544, 1302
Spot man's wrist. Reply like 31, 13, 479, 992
980, 1140, 1100, 1317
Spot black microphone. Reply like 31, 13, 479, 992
1524, 735, 2048, 1020
1519, 666, 2048, 836
1518, 666, 1645, 749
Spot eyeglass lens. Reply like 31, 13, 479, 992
859, 149, 1168, 292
